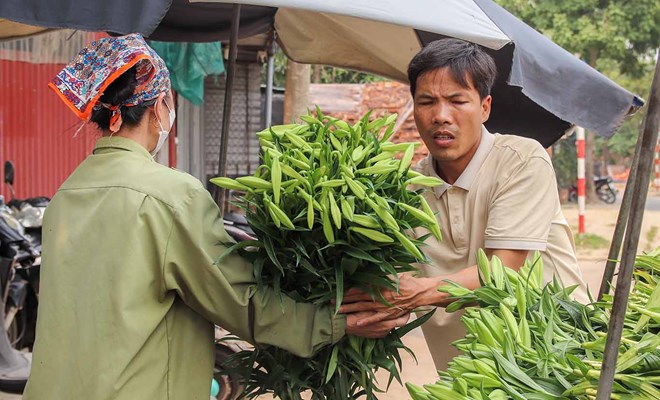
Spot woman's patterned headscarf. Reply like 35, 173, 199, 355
49, 33, 170, 132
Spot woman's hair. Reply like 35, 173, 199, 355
407, 38, 497, 100
90, 66, 151, 131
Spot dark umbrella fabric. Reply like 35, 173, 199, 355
472, 0, 643, 143
0, 0, 644, 147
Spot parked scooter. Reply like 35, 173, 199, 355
4, 161, 48, 249
0, 200, 35, 393
208, 211, 255, 400
568, 175, 619, 204
2, 162, 44, 352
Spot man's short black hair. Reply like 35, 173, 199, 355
407, 38, 497, 100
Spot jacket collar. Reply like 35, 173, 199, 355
93, 136, 153, 160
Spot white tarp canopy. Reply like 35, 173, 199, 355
0, 0, 644, 145
194, 0, 643, 146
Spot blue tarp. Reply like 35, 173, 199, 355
150, 41, 225, 105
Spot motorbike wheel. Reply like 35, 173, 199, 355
5, 306, 26, 350
213, 343, 244, 400
597, 188, 617, 204
0, 377, 27, 394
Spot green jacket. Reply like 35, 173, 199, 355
24, 137, 345, 400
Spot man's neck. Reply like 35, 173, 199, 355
433, 129, 484, 185
433, 159, 463, 185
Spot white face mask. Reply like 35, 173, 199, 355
151, 99, 176, 157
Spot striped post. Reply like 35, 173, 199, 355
576, 126, 586, 234
654, 136, 660, 190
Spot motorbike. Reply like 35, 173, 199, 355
0, 198, 37, 393
4, 161, 48, 249
2, 162, 44, 352
209, 210, 255, 400
568, 175, 619, 204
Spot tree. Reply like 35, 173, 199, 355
495, 0, 659, 201
592, 59, 655, 165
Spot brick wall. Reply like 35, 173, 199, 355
309, 81, 429, 164
204, 62, 263, 180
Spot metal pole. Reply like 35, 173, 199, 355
215, 4, 241, 212
598, 126, 644, 300
654, 138, 660, 190
576, 127, 586, 234
265, 42, 275, 128
596, 49, 660, 400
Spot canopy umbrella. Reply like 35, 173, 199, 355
1, 2, 659, 398
194, 0, 647, 147
0, 0, 644, 147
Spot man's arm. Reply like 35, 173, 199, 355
340, 152, 559, 323
338, 249, 528, 325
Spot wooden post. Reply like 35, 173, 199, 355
283, 60, 310, 123
596, 48, 660, 400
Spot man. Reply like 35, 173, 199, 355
340, 38, 588, 370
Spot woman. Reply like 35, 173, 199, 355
24, 34, 407, 400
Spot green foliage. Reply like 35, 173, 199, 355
551, 134, 577, 189
409, 248, 660, 399
593, 58, 655, 163
495, 0, 658, 170
260, 46, 387, 87
495, 0, 659, 76
574, 233, 609, 249
212, 111, 440, 399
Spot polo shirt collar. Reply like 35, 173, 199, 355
93, 136, 153, 160
421, 126, 495, 197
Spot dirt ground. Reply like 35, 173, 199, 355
2, 194, 659, 400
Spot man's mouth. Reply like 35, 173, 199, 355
432, 131, 455, 146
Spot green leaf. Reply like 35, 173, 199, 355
344, 247, 381, 263
263, 236, 283, 274
395, 309, 436, 337
335, 265, 344, 314
214, 239, 261, 265
325, 346, 339, 384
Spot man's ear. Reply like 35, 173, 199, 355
481, 95, 492, 123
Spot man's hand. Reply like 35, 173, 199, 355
345, 311, 411, 338
340, 250, 529, 327
339, 274, 440, 327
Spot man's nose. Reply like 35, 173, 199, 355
431, 105, 451, 125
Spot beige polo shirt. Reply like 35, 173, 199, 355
415, 127, 588, 370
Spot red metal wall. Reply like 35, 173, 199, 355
0, 60, 98, 199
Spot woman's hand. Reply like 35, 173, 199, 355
345, 311, 411, 338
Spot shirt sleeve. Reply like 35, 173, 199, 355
162, 187, 345, 358
484, 155, 558, 251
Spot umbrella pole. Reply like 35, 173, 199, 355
596, 48, 660, 400
265, 40, 275, 128
215, 4, 241, 212
598, 124, 644, 300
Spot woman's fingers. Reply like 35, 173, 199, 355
338, 301, 385, 314
356, 308, 409, 326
